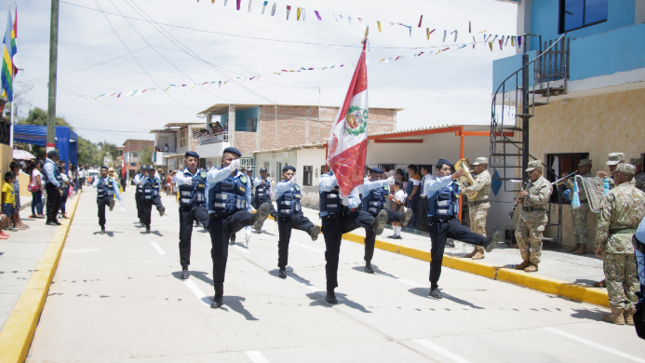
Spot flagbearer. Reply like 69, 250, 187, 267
319, 171, 388, 304
175, 151, 210, 280
140, 165, 165, 234
206, 147, 271, 308
362, 167, 412, 273
275, 166, 321, 279
133, 166, 145, 226
93, 166, 123, 234
253, 167, 278, 224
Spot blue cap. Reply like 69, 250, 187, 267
100, 166, 108, 171
147, 165, 155, 171
636, 217, 645, 244
223, 147, 242, 157
185, 151, 199, 159
260, 167, 267, 172
282, 165, 296, 172
371, 167, 384, 174
438, 158, 452, 167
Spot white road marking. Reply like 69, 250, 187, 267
149, 242, 165, 255
64, 248, 101, 254
183, 280, 209, 306
245, 351, 271, 363
544, 327, 645, 362
413, 339, 474, 363
288, 274, 318, 292
234, 245, 250, 254
292, 242, 322, 253
395, 278, 419, 287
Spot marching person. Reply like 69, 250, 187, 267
514, 160, 553, 273
140, 165, 166, 234
92, 166, 124, 234
175, 152, 210, 280
463, 157, 492, 260
319, 170, 388, 304
206, 147, 271, 308
275, 165, 321, 279
594, 163, 645, 325
564, 159, 593, 254
133, 166, 145, 226
631, 157, 644, 193
424, 159, 500, 299
43, 150, 63, 226
362, 167, 412, 273
253, 167, 278, 222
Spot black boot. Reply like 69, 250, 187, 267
100, 226, 105, 235
484, 229, 501, 253
159, 206, 165, 217
325, 292, 338, 304
211, 283, 223, 308
180, 266, 189, 279
371, 209, 388, 235
429, 287, 442, 300
145, 227, 151, 234
252, 203, 270, 232
364, 261, 374, 274
309, 225, 321, 241
109, 199, 115, 212
229, 234, 236, 246
278, 268, 287, 279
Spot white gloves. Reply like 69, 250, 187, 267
229, 159, 241, 171
184, 177, 193, 185
120, 201, 125, 208
291, 176, 298, 184
341, 197, 349, 206
386, 176, 395, 186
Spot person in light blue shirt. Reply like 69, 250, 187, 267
92, 166, 123, 234
132, 166, 145, 225
424, 159, 501, 300
205, 147, 270, 309
43, 150, 63, 226
318, 170, 388, 304
274, 165, 321, 279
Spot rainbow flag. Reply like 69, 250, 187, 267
1, 8, 15, 102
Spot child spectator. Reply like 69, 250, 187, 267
10, 162, 29, 230
388, 180, 407, 239
3, 171, 16, 231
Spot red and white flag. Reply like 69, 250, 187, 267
121, 156, 126, 178
326, 42, 368, 197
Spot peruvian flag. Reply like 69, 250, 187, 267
327, 42, 368, 197
121, 156, 126, 178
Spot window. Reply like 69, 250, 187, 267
179, 129, 187, 148
240, 157, 254, 172
303, 166, 313, 186
276, 162, 283, 178
560, 0, 608, 33
546, 152, 589, 203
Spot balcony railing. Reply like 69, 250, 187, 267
199, 132, 229, 145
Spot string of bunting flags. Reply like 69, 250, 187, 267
78, 35, 522, 101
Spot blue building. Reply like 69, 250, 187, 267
491, 0, 645, 249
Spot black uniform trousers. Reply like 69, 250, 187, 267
428, 218, 487, 289
45, 183, 61, 223
142, 196, 164, 228
364, 209, 404, 262
277, 212, 315, 269
254, 197, 277, 218
135, 193, 143, 223
178, 204, 209, 267
322, 209, 374, 292
97, 196, 112, 227
208, 210, 255, 285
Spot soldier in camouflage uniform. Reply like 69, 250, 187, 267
564, 159, 593, 255
463, 157, 491, 260
631, 157, 645, 193
594, 163, 645, 325
514, 160, 553, 273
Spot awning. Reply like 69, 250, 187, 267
13, 125, 79, 173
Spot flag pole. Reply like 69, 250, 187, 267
9, 99, 12, 147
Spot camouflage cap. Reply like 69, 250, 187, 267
471, 157, 489, 166
629, 157, 642, 166
615, 163, 636, 176
525, 160, 542, 172
606, 152, 625, 166
577, 159, 592, 167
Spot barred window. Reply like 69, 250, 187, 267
303, 166, 313, 186
241, 157, 254, 171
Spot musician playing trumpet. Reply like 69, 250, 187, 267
564, 159, 593, 255
514, 160, 553, 273
462, 157, 492, 260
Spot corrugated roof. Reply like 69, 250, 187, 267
198, 103, 405, 116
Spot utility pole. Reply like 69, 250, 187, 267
46, 0, 59, 152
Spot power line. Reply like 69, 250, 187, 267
92, 0, 197, 112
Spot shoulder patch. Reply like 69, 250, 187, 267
200, 171, 207, 179
240, 175, 248, 184
295, 185, 301, 191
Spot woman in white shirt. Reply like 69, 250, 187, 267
29, 162, 45, 219
388, 180, 407, 239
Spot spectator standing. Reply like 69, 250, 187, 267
406, 165, 422, 229
43, 150, 62, 226
29, 162, 45, 219
77, 165, 85, 190
388, 180, 406, 239
10, 162, 29, 230
164, 144, 169, 152
2, 171, 16, 231
58, 162, 70, 219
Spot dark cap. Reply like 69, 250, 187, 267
47, 150, 58, 158
371, 167, 384, 174
260, 167, 267, 172
437, 158, 452, 167
100, 166, 108, 171
146, 165, 155, 171
185, 151, 199, 159
282, 165, 296, 173
223, 147, 242, 157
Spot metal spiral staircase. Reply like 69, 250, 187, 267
490, 33, 570, 247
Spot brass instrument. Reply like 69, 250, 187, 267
454, 158, 476, 189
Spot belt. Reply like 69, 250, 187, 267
429, 216, 455, 223
523, 206, 546, 212
609, 227, 637, 235
468, 200, 489, 206
209, 212, 230, 219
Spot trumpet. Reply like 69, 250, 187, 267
454, 158, 476, 189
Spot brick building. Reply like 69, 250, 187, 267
123, 139, 154, 180
195, 103, 401, 174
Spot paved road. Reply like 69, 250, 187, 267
27, 189, 645, 362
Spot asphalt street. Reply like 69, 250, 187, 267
26, 188, 645, 363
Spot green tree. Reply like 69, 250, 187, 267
140, 146, 153, 166
77, 137, 98, 166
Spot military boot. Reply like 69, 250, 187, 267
624, 309, 636, 326
567, 243, 580, 253
463, 248, 477, 258
602, 308, 625, 325
593, 279, 606, 288
524, 263, 538, 273
514, 260, 530, 270
573, 244, 587, 255
472, 251, 485, 260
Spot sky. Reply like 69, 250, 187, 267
6, 0, 518, 145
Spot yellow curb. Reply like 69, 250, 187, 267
341, 231, 608, 307
0, 192, 82, 363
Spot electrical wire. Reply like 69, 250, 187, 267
92, 0, 197, 112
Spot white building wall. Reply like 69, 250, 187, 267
296, 148, 327, 208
